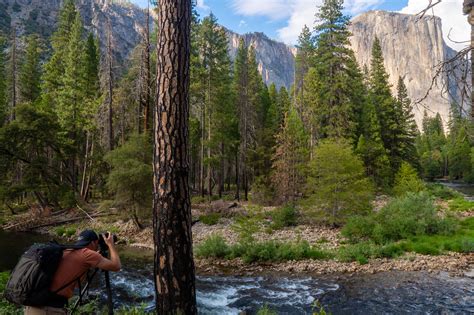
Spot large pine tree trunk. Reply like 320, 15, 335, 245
153, 0, 197, 313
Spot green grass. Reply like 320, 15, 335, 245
199, 213, 220, 225
257, 304, 277, 315
338, 217, 474, 263
448, 197, 474, 212
0, 272, 21, 315
196, 235, 332, 264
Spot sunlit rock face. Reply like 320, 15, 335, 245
349, 10, 466, 129
225, 29, 297, 90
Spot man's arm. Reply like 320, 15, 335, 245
96, 232, 121, 272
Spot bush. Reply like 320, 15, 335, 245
195, 235, 331, 263
305, 139, 374, 226
342, 192, 457, 244
195, 234, 230, 258
257, 304, 277, 315
393, 162, 425, 196
426, 183, 460, 200
199, 213, 220, 225
271, 205, 297, 229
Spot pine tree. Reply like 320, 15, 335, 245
234, 39, 257, 200
198, 13, 233, 198
356, 101, 391, 189
272, 107, 309, 203
84, 33, 100, 99
41, 0, 77, 110
295, 24, 315, 120
369, 37, 403, 174
417, 112, 447, 179
311, 0, 363, 139
396, 76, 419, 167
19, 34, 42, 103
277, 86, 291, 125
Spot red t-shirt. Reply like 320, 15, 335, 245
50, 248, 103, 298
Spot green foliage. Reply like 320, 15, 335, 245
342, 192, 457, 245
195, 234, 230, 258
448, 197, 474, 212
271, 107, 309, 203
337, 242, 404, 263
305, 139, 374, 225
271, 205, 297, 229
392, 162, 425, 196
257, 304, 277, 315
105, 134, 152, 214
54, 226, 76, 237
199, 213, 220, 225
19, 35, 42, 103
425, 183, 460, 200
232, 214, 262, 244
0, 104, 75, 208
196, 235, 331, 263
0, 272, 21, 315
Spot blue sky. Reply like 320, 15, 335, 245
130, 0, 467, 50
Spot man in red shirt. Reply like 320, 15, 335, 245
24, 230, 121, 315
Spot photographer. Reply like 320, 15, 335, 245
24, 229, 121, 315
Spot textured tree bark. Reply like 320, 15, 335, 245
153, 0, 197, 314
106, 20, 114, 151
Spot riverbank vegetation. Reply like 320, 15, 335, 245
0, 0, 473, 275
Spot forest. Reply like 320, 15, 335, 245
0, 0, 472, 219
0, 0, 473, 314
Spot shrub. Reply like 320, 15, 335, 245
271, 205, 297, 229
342, 192, 458, 244
195, 234, 230, 258
195, 235, 331, 263
305, 139, 374, 226
257, 304, 277, 315
337, 242, 377, 263
425, 183, 460, 200
199, 213, 220, 225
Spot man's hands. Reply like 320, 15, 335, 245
102, 232, 116, 248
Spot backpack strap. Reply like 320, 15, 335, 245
52, 271, 87, 295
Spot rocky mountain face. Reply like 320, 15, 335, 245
2, 2, 462, 127
2, 0, 148, 64
225, 30, 296, 90
349, 10, 462, 128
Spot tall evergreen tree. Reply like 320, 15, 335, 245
396, 76, 419, 168
311, 0, 362, 138
198, 13, 233, 198
41, 0, 77, 110
19, 34, 42, 103
369, 37, 404, 174
272, 107, 309, 203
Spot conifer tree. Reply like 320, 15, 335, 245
234, 39, 257, 200
311, 0, 362, 138
84, 33, 100, 99
369, 37, 404, 174
7, 28, 18, 121
396, 76, 419, 167
272, 107, 309, 203
19, 34, 42, 103
198, 13, 233, 198
277, 86, 291, 125
41, 0, 77, 110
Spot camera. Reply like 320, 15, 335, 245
98, 232, 118, 253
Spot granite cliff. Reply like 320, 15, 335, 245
349, 10, 463, 128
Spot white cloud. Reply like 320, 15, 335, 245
231, 0, 385, 45
197, 0, 210, 12
239, 20, 248, 28
400, 0, 469, 51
